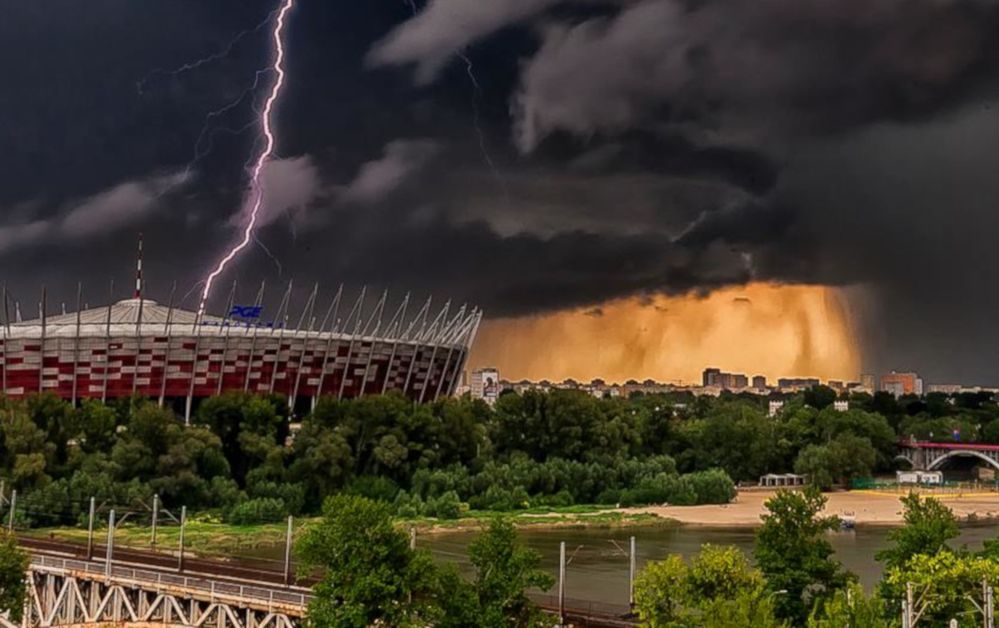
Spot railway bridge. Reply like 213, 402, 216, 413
10, 539, 307, 628
897, 440, 999, 471
5, 538, 635, 627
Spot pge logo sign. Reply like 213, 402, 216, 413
229, 305, 263, 319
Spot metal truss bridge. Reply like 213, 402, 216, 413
9, 539, 308, 628
6, 538, 635, 628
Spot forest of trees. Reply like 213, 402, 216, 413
0, 385, 997, 526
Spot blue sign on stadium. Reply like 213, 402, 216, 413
229, 305, 263, 319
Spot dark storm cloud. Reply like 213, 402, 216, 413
512, 0, 999, 149
5, 0, 999, 381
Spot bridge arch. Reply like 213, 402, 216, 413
926, 450, 999, 471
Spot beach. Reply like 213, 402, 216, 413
627, 489, 999, 527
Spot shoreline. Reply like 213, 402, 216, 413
623, 488, 999, 529
27, 489, 999, 552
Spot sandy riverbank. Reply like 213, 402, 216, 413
627, 489, 999, 527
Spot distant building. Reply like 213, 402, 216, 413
703, 368, 721, 387
860, 374, 876, 391
897, 470, 942, 485
881, 371, 923, 397
702, 368, 748, 390
752, 375, 767, 389
926, 384, 962, 394
768, 400, 785, 417
833, 400, 849, 412
470, 367, 501, 405
777, 377, 821, 391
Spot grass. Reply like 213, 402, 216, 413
24, 504, 670, 558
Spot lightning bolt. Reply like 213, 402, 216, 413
198, 0, 295, 317
137, 10, 277, 95
457, 50, 509, 201
399, 1, 508, 199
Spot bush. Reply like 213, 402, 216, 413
247, 480, 306, 515
425, 491, 462, 520
346, 476, 400, 503
392, 491, 425, 519
226, 497, 287, 525
687, 469, 737, 504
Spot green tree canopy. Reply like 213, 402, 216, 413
297, 494, 443, 627
876, 493, 959, 571
754, 488, 853, 624
634, 544, 781, 627
0, 532, 28, 621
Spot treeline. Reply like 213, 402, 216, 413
0, 391, 738, 526
2, 385, 996, 525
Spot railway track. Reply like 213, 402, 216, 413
17, 536, 638, 627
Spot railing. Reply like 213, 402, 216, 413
30, 554, 311, 609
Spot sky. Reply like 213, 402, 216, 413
3, 0, 999, 384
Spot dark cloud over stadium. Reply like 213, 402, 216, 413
3, 0, 999, 382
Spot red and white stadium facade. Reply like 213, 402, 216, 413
0, 284, 482, 420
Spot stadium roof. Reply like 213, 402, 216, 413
3, 296, 480, 349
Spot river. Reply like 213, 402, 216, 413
420, 524, 998, 608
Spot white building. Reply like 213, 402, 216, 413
470, 367, 500, 405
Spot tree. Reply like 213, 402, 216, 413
634, 554, 689, 625
793, 434, 877, 489
807, 584, 890, 628
198, 392, 287, 486
466, 518, 553, 627
885, 552, 999, 625
297, 495, 443, 627
876, 493, 958, 571
634, 544, 779, 627
0, 532, 28, 621
754, 488, 853, 624
804, 386, 837, 410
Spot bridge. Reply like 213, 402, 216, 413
897, 441, 999, 471
6, 537, 635, 627
13, 538, 308, 627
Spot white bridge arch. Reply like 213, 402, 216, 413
897, 441, 999, 471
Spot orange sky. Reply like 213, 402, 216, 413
470, 283, 861, 384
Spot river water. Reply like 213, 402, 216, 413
420, 524, 999, 608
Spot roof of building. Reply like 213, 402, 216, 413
3, 297, 480, 348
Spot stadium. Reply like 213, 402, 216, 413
0, 276, 481, 420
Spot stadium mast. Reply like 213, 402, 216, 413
134, 232, 144, 299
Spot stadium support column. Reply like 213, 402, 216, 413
450, 310, 482, 397
267, 281, 294, 395
380, 294, 409, 395
101, 281, 114, 403
430, 306, 467, 402
311, 286, 343, 410
1, 283, 9, 397
357, 291, 387, 397
402, 298, 433, 398
185, 292, 207, 426
290, 284, 319, 410
418, 344, 440, 404
242, 281, 267, 393
38, 286, 46, 394
215, 282, 238, 396
71, 283, 83, 405
158, 282, 177, 407
131, 288, 145, 397
416, 303, 449, 404
330, 288, 365, 401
